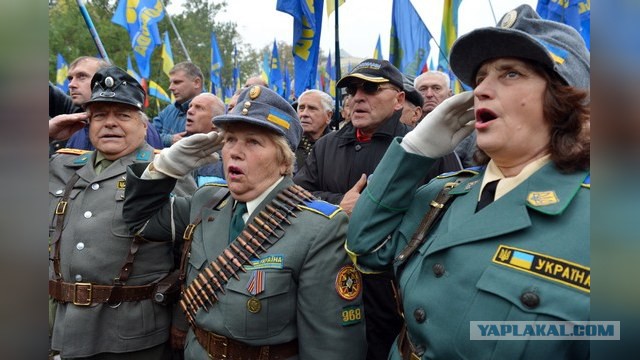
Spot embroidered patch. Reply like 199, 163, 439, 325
266, 108, 291, 130
492, 245, 590, 293
335, 265, 362, 301
527, 191, 559, 206
244, 255, 284, 270
341, 305, 363, 326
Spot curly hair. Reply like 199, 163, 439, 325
473, 61, 590, 172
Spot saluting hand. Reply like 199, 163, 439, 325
49, 112, 89, 141
402, 91, 476, 158
152, 132, 223, 179
340, 173, 368, 217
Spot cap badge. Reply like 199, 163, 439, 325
500, 9, 517, 28
249, 85, 261, 99
104, 76, 114, 88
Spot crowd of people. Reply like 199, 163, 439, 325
48, 4, 589, 359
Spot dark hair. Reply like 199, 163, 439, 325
473, 60, 590, 172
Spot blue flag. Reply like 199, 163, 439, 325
112, 0, 165, 78
324, 51, 336, 97
276, 0, 324, 97
210, 32, 223, 95
373, 35, 383, 60
232, 44, 240, 91
56, 53, 69, 93
390, 0, 431, 77
283, 66, 291, 101
269, 40, 284, 95
126, 55, 142, 83
536, 0, 590, 50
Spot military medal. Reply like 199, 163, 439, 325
246, 270, 265, 313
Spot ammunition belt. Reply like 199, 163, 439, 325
193, 325, 298, 360
48, 279, 155, 306
180, 184, 314, 325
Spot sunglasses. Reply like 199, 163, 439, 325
345, 82, 400, 96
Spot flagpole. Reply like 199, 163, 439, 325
161, 1, 192, 62
487, 0, 498, 25
331, 0, 342, 130
76, 0, 110, 63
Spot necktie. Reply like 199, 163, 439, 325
229, 202, 247, 243
476, 180, 499, 212
94, 159, 113, 175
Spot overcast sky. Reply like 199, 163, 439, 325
166, 0, 537, 62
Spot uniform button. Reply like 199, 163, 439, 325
75, 274, 83, 282
84, 211, 92, 218
76, 242, 85, 251
355, 144, 362, 151
432, 263, 445, 277
413, 308, 426, 323
91, 183, 100, 190
520, 291, 540, 308
55, 189, 63, 195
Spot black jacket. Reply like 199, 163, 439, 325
293, 110, 462, 204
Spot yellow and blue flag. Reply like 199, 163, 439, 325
112, 0, 165, 78
276, 0, 324, 97
325, 51, 336, 97
161, 31, 174, 78
260, 51, 271, 85
126, 55, 142, 83
438, 0, 462, 74
148, 80, 171, 103
373, 35, 383, 60
390, 0, 431, 77
210, 32, 223, 95
536, 0, 590, 50
270, 40, 284, 96
56, 53, 69, 93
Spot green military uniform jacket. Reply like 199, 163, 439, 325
347, 139, 590, 359
48, 144, 196, 358
123, 164, 367, 360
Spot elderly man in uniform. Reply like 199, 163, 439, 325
48, 66, 196, 359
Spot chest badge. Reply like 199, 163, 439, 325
527, 191, 559, 207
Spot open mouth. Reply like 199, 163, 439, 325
475, 109, 497, 124
227, 165, 244, 177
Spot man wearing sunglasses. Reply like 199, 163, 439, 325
294, 59, 461, 360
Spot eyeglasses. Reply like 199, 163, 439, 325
345, 82, 400, 96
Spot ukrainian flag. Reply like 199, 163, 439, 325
510, 251, 534, 269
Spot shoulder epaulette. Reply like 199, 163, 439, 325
300, 199, 341, 219
436, 166, 483, 179
55, 148, 91, 156
581, 174, 590, 189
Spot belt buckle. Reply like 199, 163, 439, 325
207, 331, 228, 359
73, 282, 92, 306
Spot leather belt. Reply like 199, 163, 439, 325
194, 326, 298, 360
48, 279, 155, 306
398, 325, 422, 360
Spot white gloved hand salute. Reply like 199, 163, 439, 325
151, 132, 223, 179
401, 91, 476, 158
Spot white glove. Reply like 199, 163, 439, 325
401, 91, 476, 158
152, 132, 223, 179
